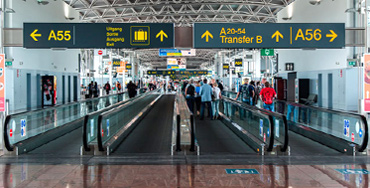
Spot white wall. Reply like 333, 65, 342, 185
276, 0, 350, 73
4, 0, 81, 111
275, 0, 361, 111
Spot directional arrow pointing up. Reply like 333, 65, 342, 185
30, 29, 42, 41
326, 30, 337, 42
201, 30, 213, 42
272, 30, 283, 42
156, 30, 168, 42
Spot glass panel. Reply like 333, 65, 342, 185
6, 93, 128, 145
275, 101, 366, 146
222, 91, 287, 148
99, 94, 159, 145
220, 99, 272, 147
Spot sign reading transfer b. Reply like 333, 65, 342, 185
24, 23, 174, 48
194, 23, 345, 49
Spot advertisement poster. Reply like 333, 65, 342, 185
364, 54, 370, 111
167, 58, 186, 70
0, 54, 4, 111
42, 75, 57, 107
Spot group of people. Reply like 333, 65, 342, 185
103, 81, 122, 95
184, 77, 277, 121
87, 81, 99, 98
235, 78, 276, 111
184, 79, 224, 120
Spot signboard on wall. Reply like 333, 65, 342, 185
167, 58, 186, 70
112, 59, 121, 67
0, 54, 4, 112
364, 54, 370, 111
235, 59, 243, 67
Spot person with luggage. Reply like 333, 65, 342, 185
185, 79, 196, 114
104, 81, 111, 95
234, 78, 254, 105
199, 79, 213, 120
259, 82, 277, 111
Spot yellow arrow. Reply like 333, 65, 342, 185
201, 30, 213, 42
326, 30, 337, 42
271, 30, 283, 42
156, 30, 168, 42
30, 29, 42, 41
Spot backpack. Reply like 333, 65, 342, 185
105, 84, 110, 90
263, 89, 273, 105
241, 84, 250, 100
186, 85, 195, 97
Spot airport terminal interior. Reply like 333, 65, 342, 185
0, 0, 369, 187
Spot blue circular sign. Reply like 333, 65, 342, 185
359, 129, 363, 138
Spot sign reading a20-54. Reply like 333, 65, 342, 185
23, 23, 174, 49
194, 23, 345, 49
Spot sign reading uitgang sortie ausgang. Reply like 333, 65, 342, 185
23, 23, 174, 48
194, 23, 345, 49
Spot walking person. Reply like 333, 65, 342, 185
199, 79, 213, 120
127, 81, 137, 98
93, 82, 99, 97
212, 83, 222, 120
104, 81, 111, 95
259, 82, 277, 111
234, 78, 254, 105
185, 79, 196, 114
195, 81, 201, 116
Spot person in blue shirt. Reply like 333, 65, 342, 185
199, 79, 213, 120
195, 81, 201, 116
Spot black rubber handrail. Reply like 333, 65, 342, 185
190, 114, 195, 152
176, 114, 181, 151
4, 115, 14, 151
222, 97, 275, 151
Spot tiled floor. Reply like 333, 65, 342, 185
0, 164, 368, 187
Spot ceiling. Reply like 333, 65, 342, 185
64, 0, 293, 68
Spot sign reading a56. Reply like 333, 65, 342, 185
48, 30, 71, 41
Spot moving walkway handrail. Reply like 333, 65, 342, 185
222, 97, 276, 151
82, 92, 146, 152
222, 91, 289, 152
3, 91, 128, 152
96, 89, 159, 151
274, 99, 368, 152
7, 91, 127, 117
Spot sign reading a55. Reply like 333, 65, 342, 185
48, 30, 72, 41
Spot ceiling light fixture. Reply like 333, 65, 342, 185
37, 0, 49, 5
0, 8, 16, 13
309, 0, 321, 5
65, 17, 75, 20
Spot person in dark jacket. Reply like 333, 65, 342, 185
127, 81, 137, 98
104, 81, 111, 95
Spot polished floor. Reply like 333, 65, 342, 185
0, 163, 368, 187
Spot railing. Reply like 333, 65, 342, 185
221, 97, 276, 152
96, 93, 161, 153
4, 91, 128, 152
222, 91, 289, 152
223, 90, 368, 153
274, 99, 368, 152
82, 89, 150, 152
